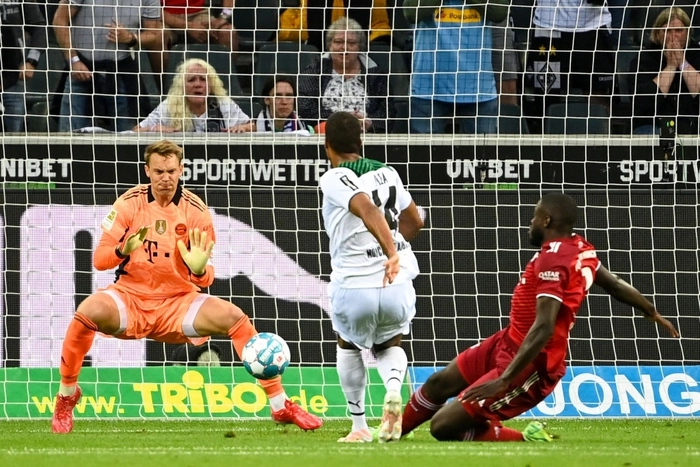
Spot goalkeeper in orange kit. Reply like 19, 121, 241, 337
52, 140, 323, 434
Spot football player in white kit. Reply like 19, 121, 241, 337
320, 111, 424, 443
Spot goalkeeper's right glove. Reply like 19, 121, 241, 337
118, 225, 150, 256
177, 228, 215, 276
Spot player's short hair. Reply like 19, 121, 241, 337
144, 140, 184, 166
540, 193, 578, 229
325, 111, 362, 154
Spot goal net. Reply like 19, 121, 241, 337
0, 1, 698, 421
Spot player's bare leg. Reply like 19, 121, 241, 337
53, 293, 120, 433
336, 338, 372, 442
373, 336, 407, 443
194, 297, 322, 431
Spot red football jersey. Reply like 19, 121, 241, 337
508, 234, 601, 373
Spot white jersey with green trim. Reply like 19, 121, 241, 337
320, 158, 419, 288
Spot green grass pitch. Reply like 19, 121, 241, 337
1, 419, 699, 467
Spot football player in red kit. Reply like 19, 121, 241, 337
401, 193, 679, 442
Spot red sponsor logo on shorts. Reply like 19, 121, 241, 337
175, 223, 187, 236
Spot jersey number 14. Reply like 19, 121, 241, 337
372, 186, 399, 231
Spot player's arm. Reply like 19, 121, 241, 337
460, 296, 561, 403
94, 231, 129, 271
94, 229, 149, 270
500, 297, 560, 382
349, 192, 400, 286
399, 200, 424, 242
595, 266, 679, 337
93, 200, 147, 270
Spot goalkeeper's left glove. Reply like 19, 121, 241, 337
118, 225, 150, 256
177, 228, 215, 275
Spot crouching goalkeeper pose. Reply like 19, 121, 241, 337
52, 140, 323, 434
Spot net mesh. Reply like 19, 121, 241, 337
0, 1, 698, 419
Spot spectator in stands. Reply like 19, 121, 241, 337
647, 1, 700, 47
162, 0, 238, 53
492, 15, 520, 106
278, 0, 309, 43
632, 7, 700, 135
607, 0, 651, 50
134, 58, 254, 133
297, 17, 392, 133
306, 0, 393, 52
256, 76, 313, 134
403, 0, 507, 134
525, 0, 615, 118
53, 0, 165, 132
0, 2, 47, 133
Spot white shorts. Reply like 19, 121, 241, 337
329, 280, 416, 349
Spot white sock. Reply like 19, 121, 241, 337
59, 383, 76, 397
268, 392, 287, 412
337, 346, 368, 431
375, 346, 407, 395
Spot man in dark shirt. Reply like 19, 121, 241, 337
0, 1, 46, 132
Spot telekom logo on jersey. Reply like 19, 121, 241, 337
8, 206, 331, 368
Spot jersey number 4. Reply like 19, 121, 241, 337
372, 186, 399, 231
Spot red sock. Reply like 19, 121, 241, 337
472, 421, 524, 442
60, 312, 97, 385
402, 386, 443, 435
227, 316, 284, 398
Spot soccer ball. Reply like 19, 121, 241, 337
242, 332, 291, 380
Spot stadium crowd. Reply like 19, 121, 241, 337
0, 0, 698, 135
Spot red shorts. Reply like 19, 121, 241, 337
456, 328, 564, 422
99, 285, 211, 345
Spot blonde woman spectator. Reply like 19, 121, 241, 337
134, 58, 254, 133
632, 7, 700, 135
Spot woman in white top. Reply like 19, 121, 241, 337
297, 17, 392, 133
134, 58, 255, 133
256, 76, 312, 135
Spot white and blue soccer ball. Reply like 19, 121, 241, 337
242, 332, 291, 380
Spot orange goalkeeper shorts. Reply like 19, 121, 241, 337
98, 285, 211, 345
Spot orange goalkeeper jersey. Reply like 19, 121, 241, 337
95, 184, 215, 298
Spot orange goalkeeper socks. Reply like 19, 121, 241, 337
227, 315, 284, 398
60, 312, 98, 386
